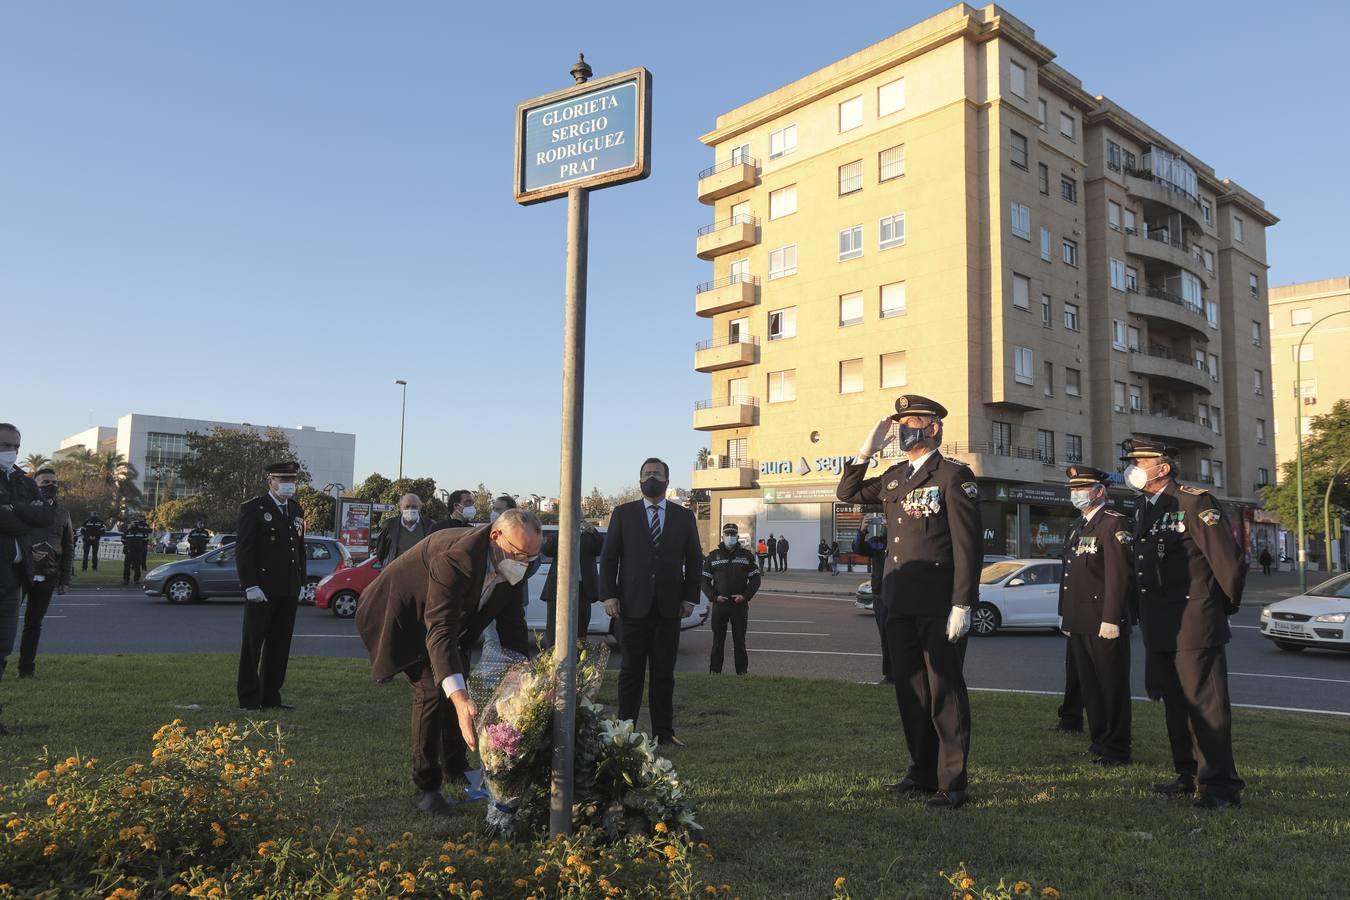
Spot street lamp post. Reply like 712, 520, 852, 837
1295, 310, 1350, 591
394, 380, 408, 480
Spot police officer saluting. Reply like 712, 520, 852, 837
187, 521, 210, 557
700, 523, 761, 675
838, 395, 981, 810
1059, 466, 1133, 766
1123, 439, 1246, 809
235, 461, 307, 711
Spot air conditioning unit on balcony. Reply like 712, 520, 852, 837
1303, 396, 1317, 406
706, 454, 723, 469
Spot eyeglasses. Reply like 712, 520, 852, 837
498, 534, 539, 563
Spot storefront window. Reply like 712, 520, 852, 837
1028, 505, 1077, 558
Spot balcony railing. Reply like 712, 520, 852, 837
698, 156, 758, 180
696, 272, 758, 295
694, 397, 759, 411
936, 441, 1056, 465
1125, 157, 1201, 207
697, 213, 759, 237
1141, 229, 1208, 266
1138, 406, 1200, 424
1143, 285, 1204, 315
695, 335, 759, 352
695, 456, 757, 471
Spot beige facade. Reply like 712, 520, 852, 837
1269, 277, 1350, 476
691, 3, 1278, 564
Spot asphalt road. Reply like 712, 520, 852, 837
21, 570, 1349, 717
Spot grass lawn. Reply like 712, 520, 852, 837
2, 655, 1347, 898
68, 553, 178, 586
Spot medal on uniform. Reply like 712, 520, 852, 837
901, 485, 942, 518
886, 479, 900, 491
264, 512, 273, 522
1075, 536, 1098, 556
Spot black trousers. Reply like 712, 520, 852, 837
776, 550, 787, 571
122, 547, 147, 583
617, 611, 681, 739
1151, 645, 1244, 801
0, 567, 22, 679
82, 540, 99, 570
708, 601, 748, 674
887, 611, 970, 792
236, 594, 298, 708
18, 580, 56, 675
404, 660, 467, 792
543, 594, 594, 650
1057, 640, 1085, 730
1069, 631, 1132, 762
871, 562, 890, 680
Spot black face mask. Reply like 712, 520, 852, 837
38, 483, 57, 500
640, 477, 667, 499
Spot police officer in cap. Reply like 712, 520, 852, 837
1123, 438, 1246, 808
121, 515, 152, 585
80, 513, 106, 571
700, 523, 761, 675
187, 521, 211, 557
838, 395, 981, 809
234, 460, 307, 710
1059, 465, 1133, 766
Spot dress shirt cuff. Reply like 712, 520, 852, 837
33, 575, 45, 582
442, 674, 466, 698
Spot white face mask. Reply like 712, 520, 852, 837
1124, 465, 1158, 492
275, 482, 297, 498
460, 505, 476, 520
1070, 490, 1094, 510
489, 509, 503, 523
723, 536, 738, 548
497, 557, 528, 585
0, 450, 16, 470
401, 509, 420, 524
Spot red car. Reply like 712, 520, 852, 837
314, 556, 383, 618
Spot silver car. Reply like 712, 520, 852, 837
143, 537, 351, 604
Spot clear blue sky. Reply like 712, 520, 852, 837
4, 1, 1342, 497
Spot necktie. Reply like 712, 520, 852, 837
649, 505, 662, 547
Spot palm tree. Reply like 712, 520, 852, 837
22, 453, 52, 474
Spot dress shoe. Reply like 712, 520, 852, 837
656, 735, 687, 748
885, 777, 936, 794
925, 790, 968, 810
413, 790, 454, 816
1194, 794, 1241, 810
1152, 776, 1196, 796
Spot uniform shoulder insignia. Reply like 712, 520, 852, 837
1103, 509, 1125, 518
1198, 508, 1222, 526
1114, 530, 1132, 544
945, 458, 970, 468
1178, 484, 1208, 496
961, 481, 979, 500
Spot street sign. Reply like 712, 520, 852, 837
514, 66, 651, 205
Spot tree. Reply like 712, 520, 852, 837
352, 474, 448, 530
172, 426, 307, 528
296, 485, 337, 535
51, 448, 141, 524
471, 483, 494, 523
149, 496, 212, 531
581, 487, 610, 520
23, 453, 52, 474
607, 485, 642, 509
1261, 399, 1350, 555
695, 447, 710, 467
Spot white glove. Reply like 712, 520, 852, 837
946, 606, 971, 642
244, 586, 269, 603
858, 416, 894, 458
1098, 622, 1120, 640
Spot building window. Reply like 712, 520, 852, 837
767, 307, 797, 341
727, 377, 749, 403
1112, 381, 1127, 412
1254, 369, 1264, 395
878, 144, 905, 181
1066, 368, 1081, 397
1014, 346, 1034, 384
839, 292, 864, 327
880, 281, 907, 318
839, 358, 864, 394
838, 160, 863, 195
1040, 294, 1052, 327
1124, 208, 1137, 234
1257, 467, 1270, 486
728, 316, 748, 343
992, 421, 1012, 453
1059, 112, 1075, 140
1198, 402, 1211, 428
1125, 265, 1139, 292
1043, 361, 1054, 396
1232, 215, 1245, 242
769, 185, 797, 219
1108, 201, 1121, 230
1199, 458, 1212, 483
768, 244, 797, 280
1249, 273, 1260, 298
1292, 308, 1312, 325
768, 124, 797, 159
1061, 239, 1078, 267
1107, 141, 1122, 171
879, 213, 906, 249
838, 96, 863, 132
729, 143, 751, 165
1061, 176, 1078, 203
1212, 461, 1224, 489
1013, 273, 1031, 310
878, 78, 905, 117
1202, 199, 1213, 224
838, 225, 863, 261
1294, 343, 1314, 362
1208, 353, 1219, 381
1037, 429, 1055, 463
1256, 419, 1267, 445
1010, 130, 1028, 169
1112, 320, 1127, 351
1063, 302, 1080, 331
1203, 249, 1215, 273
1039, 226, 1051, 261
1009, 61, 1027, 98
1128, 384, 1143, 411
1127, 325, 1140, 351
1037, 97, 1048, 130
1066, 433, 1083, 463
1011, 202, 1031, 239
767, 369, 796, 403
1212, 407, 1223, 434
1109, 258, 1126, 290
1207, 300, 1219, 329
1252, 321, 1262, 347
728, 258, 749, 280
1038, 163, 1049, 194
881, 350, 908, 388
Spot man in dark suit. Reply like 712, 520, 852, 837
430, 489, 476, 533
541, 518, 603, 649
601, 457, 703, 746
234, 460, 308, 711
0, 424, 56, 696
1123, 439, 1246, 809
80, 513, 106, 570
1058, 465, 1133, 766
837, 395, 981, 810
356, 511, 538, 814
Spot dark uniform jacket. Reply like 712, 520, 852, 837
187, 527, 211, 554
1133, 481, 1246, 651
80, 515, 106, 545
27, 502, 74, 587
540, 528, 603, 604
600, 500, 704, 619
0, 466, 56, 590
700, 544, 761, 603
837, 451, 982, 617
121, 520, 152, 553
1058, 506, 1132, 634
355, 526, 529, 686
234, 494, 307, 600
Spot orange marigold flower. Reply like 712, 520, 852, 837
835, 877, 847, 890
664, 845, 679, 861
402, 831, 414, 841
654, 822, 669, 834
1013, 882, 1031, 895
514, 880, 528, 889
960, 876, 976, 889
43, 843, 59, 856
139, 780, 153, 794
119, 786, 137, 798
379, 861, 393, 874
46, 794, 58, 807
1041, 889, 1061, 899
33, 771, 50, 784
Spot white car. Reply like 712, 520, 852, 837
971, 558, 1064, 636
855, 556, 1017, 611
1260, 574, 1350, 653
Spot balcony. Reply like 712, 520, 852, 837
694, 335, 759, 372
691, 456, 758, 490
1127, 346, 1213, 393
937, 442, 1060, 483
696, 214, 759, 260
1130, 408, 1215, 448
1124, 155, 1201, 216
1126, 286, 1209, 340
695, 273, 759, 317
1125, 232, 1209, 287
694, 397, 758, 431
697, 157, 759, 204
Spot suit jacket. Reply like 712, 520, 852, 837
234, 493, 307, 600
374, 516, 434, 566
541, 528, 603, 603
1133, 481, 1246, 651
837, 451, 982, 617
0, 466, 56, 591
355, 525, 529, 686
600, 499, 703, 619
1058, 506, 1133, 634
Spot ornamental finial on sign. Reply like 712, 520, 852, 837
570, 53, 592, 84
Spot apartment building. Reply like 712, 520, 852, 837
690, 3, 1278, 564
1269, 277, 1350, 475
